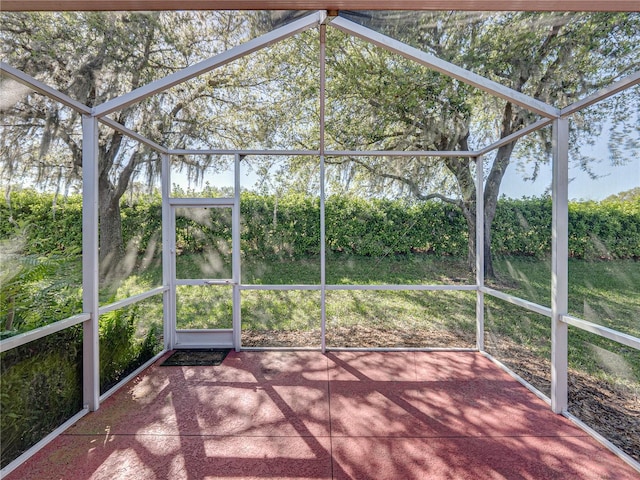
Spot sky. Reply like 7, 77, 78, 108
169, 140, 640, 201
500, 157, 639, 201
499, 129, 640, 201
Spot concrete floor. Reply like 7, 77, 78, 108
7, 351, 638, 479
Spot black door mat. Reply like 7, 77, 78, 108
161, 349, 230, 366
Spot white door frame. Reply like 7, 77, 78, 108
168, 197, 240, 349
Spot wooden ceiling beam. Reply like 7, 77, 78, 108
3, 0, 639, 11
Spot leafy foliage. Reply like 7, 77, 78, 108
0, 305, 162, 467
0, 327, 82, 469
99, 304, 162, 394
2, 190, 639, 267
0, 218, 81, 336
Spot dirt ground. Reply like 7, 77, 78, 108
242, 327, 640, 464
485, 336, 640, 465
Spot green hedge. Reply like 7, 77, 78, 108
0, 310, 162, 468
0, 327, 83, 469
1, 190, 638, 260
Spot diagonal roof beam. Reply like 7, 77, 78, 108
476, 117, 554, 156
99, 116, 169, 153
330, 16, 560, 119
94, 11, 326, 118
1, 62, 92, 115
560, 70, 640, 118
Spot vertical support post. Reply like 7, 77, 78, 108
319, 22, 327, 353
81, 114, 99, 411
161, 153, 173, 351
551, 118, 569, 413
475, 155, 485, 352
233, 154, 242, 351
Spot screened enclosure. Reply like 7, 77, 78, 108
1, 8, 639, 476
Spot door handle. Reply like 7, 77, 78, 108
203, 279, 234, 285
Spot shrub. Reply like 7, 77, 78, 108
0, 327, 83, 468
2, 189, 638, 262
99, 304, 163, 394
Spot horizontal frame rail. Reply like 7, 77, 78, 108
0, 313, 90, 353
98, 287, 167, 315
240, 284, 322, 290
177, 279, 234, 286
239, 284, 477, 291
561, 314, 640, 350
327, 346, 477, 352
327, 284, 477, 291
325, 150, 475, 157
169, 149, 320, 156
169, 197, 235, 206
170, 149, 476, 158
177, 328, 234, 333
481, 286, 552, 317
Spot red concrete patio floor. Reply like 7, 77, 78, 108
7, 351, 638, 480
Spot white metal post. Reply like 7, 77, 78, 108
475, 155, 485, 351
551, 118, 569, 413
319, 22, 327, 352
233, 154, 242, 351
81, 115, 100, 411
161, 153, 173, 350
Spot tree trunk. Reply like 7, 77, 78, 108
98, 177, 125, 286
484, 219, 495, 280
462, 203, 477, 273
96, 135, 141, 287
483, 141, 517, 280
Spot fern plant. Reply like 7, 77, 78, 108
0, 225, 81, 336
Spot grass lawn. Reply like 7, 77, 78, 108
143, 253, 639, 385
490, 256, 639, 380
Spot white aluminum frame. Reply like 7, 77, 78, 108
233, 154, 242, 351
98, 287, 167, 315
475, 155, 485, 351
0, 313, 89, 353
169, 197, 238, 349
0, 62, 91, 114
480, 287, 553, 318
92, 12, 326, 118
551, 118, 569, 413
320, 22, 328, 353
161, 153, 173, 349
561, 315, 640, 350
329, 16, 560, 118
81, 114, 100, 412
2, 9, 640, 474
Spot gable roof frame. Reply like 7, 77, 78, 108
93, 10, 327, 118
90, 8, 562, 154
329, 15, 560, 119
2, 8, 638, 155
